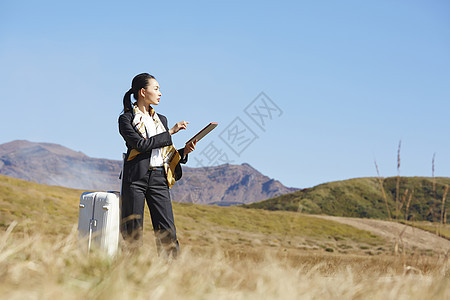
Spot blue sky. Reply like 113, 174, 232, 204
1, 0, 449, 188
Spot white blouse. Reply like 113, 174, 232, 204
139, 111, 164, 167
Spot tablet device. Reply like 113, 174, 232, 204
186, 122, 218, 144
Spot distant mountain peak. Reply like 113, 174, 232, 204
0, 140, 87, 159
0, 140, 299, 205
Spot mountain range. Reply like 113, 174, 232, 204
0, 140, 298, 205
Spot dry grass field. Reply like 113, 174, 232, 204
1, 175, 449, 299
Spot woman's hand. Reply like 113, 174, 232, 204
184, 139, 198, 155
169, 121, 189, 135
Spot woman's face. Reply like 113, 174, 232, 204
141, 78, 161, 106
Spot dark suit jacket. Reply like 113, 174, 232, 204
118, 110, 188, 183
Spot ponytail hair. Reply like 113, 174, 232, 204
123, 88, 133, 112
122, 73, 156, 112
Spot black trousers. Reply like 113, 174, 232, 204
121, 167, 179, 257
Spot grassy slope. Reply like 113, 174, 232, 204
0, 175, 390, 255
244, 176, 450, 222
2, 176, 449, 299
0, 175, 83, 234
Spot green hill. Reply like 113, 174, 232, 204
244, 177, 450, 222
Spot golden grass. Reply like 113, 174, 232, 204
401, 221, 450, 240
1, 175, 450, 299
1, 222, 449, 300
375, 159, 392, 220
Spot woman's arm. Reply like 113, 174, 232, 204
177, 148, 188, 164
178, 140, 197, 164
177, 140, 197, 164
118, 113, 173, 153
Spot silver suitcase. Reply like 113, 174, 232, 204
78, 191, 120, 256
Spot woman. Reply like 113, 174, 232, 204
119, 73, 197, 257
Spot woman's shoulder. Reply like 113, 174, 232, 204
118, 111, 133, 125
119, 110, 133, 119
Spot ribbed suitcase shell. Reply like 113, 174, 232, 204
78, 191, 120, 256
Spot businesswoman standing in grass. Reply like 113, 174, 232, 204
119, 73, 197, 258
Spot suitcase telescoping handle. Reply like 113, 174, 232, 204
88, 218, 97, 254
